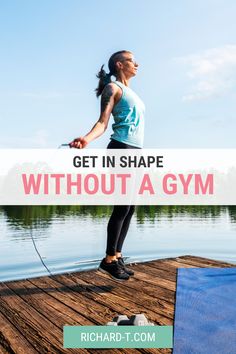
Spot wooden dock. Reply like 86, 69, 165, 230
0, 255, 235, 354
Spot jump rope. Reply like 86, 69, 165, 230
29, 142, 127, 276
29, 143, 70, 276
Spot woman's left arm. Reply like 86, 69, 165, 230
70, 83, 117, 148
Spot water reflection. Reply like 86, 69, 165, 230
1, 205, 236, 231
136, 206, 228, 224
0, 205, 236, 282
228, 206, 236, 222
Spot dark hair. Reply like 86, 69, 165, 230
95, 50, 131, 97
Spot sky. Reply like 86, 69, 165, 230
0, 0, 236, 148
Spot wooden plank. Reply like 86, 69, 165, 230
0, 343, 11, 354
177, 255, 236, 268
56, 272, 172, 326
142, 259, 178, 274
29, 275, 119, 324
169, 258, 223, 269
72, 264, 176, 304
0, 311, 38, 354
76, 270, 174, 320
29, 277, 137, 354
157, 259, 196, 270
6, 278, 94, 326
0, 282, 85, 354
132, 270, 176, 292
134, 263, 177, 282
94, 268, 176, 303
1, 256, 234, 354
139, 349, 171, 354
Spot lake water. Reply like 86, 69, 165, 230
0, 206, 236, 282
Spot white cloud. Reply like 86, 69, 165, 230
177, 45, 236, 101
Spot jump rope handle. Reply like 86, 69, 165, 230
58, 143, 71, 149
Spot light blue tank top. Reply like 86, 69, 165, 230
110, 80, 145, 148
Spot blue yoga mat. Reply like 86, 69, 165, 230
173, 267, 236, 354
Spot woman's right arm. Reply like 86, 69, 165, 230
70, 83, 118, 148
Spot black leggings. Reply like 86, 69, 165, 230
106, 139, 140, 256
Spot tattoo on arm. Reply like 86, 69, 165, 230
101, 85, 114, 113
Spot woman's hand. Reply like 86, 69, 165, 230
69, 137, 88, 149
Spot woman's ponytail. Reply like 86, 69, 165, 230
95, 50, 130, 97
95, 65, 112, 97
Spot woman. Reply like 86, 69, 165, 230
70, 50, 145, 281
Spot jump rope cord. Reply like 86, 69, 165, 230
29, 143, 70, 277
30, 228, 53, 277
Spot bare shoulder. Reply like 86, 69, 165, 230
102, 82, 119, 96
103, 82, 122, 103
101, 83, 122, 111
